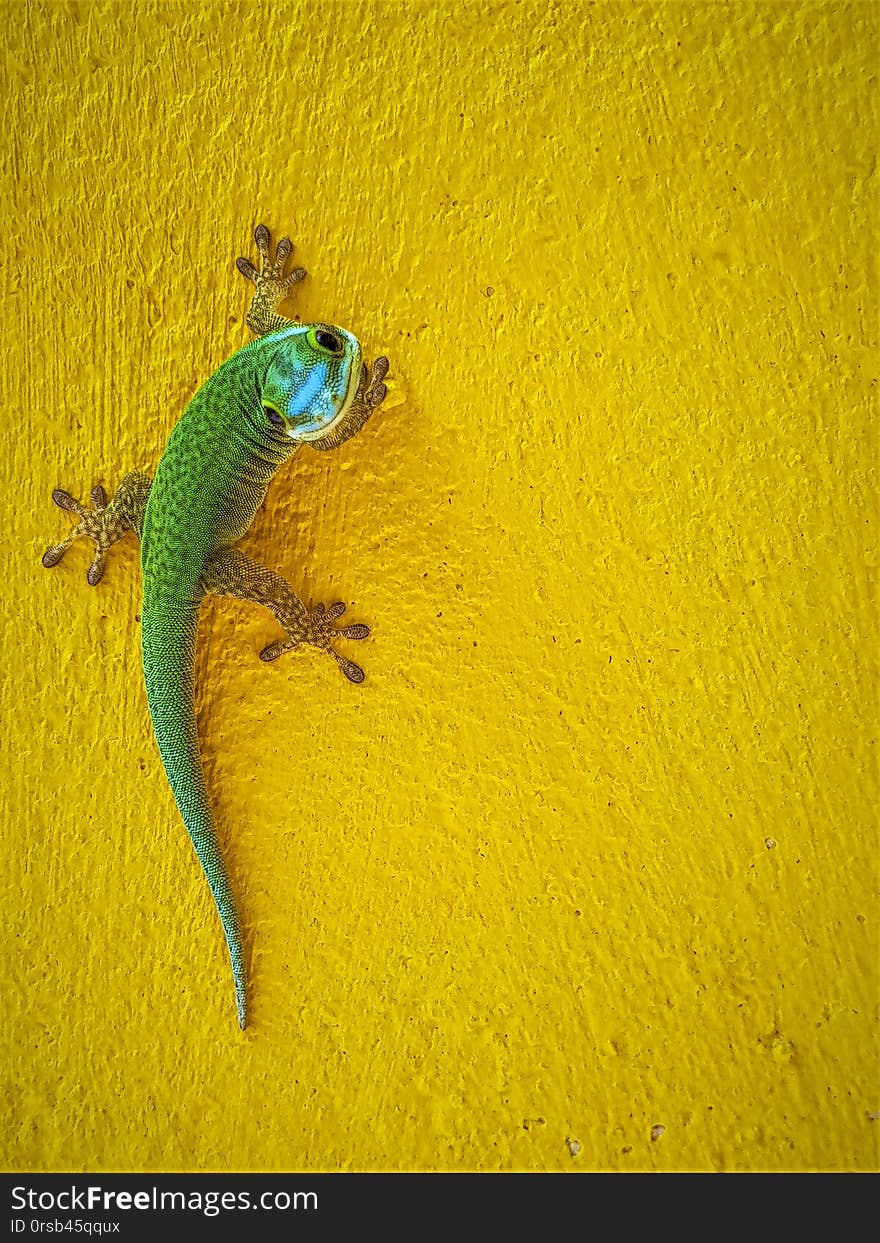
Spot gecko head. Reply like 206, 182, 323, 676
260, 324, 363, 444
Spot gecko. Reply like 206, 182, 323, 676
42, 224, 390, 1030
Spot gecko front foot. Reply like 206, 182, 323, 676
308, 354, 391, 453
260, 601, 370, 684
361, 354, 389, 411
41, 472, 152, 584
236, 224, 306, 336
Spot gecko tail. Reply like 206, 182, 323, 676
176, 800, 249, 1034
234, 937, 248, 1030
198, 838, 249, 1031
142, 604, 249, 1031
232, 934, 248, 1030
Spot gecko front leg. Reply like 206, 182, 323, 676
199, 547, 370, 683
41, 471, 152, 584
235, 224, 307, 337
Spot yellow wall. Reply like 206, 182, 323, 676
2, 0, 876, 1173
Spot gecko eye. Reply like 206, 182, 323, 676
265, 408, 285, 428
314, 330, 342, 353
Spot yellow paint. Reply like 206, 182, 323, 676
2, 0, 876, 1173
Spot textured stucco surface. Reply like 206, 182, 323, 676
2, 0, 877, 1172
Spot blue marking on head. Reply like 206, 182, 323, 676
260, 324, 362, 443
285, 362, 331, 421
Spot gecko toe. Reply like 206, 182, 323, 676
340, 658, 365, 684
273, 236, 292, 269
284, 266, 307, 289
52, 488, 81, 514
339, 623, 369, 641
260, 639, 292, 662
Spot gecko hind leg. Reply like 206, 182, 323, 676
200, 547, 370, 683
41, 471, 152, 585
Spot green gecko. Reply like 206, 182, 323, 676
42, 224, 390, 1030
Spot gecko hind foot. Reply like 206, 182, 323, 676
41, 472, 151, 584
260, 601, 370, 684
42, 484, 113, 585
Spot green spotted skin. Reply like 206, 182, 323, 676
42, 226, 390, 1030
141, 328, 362, 1030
